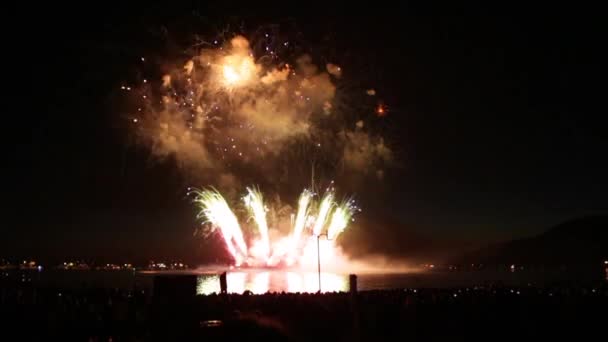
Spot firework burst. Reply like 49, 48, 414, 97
124, 33, 392, 190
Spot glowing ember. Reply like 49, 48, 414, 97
193, 187, 356, 268
376, 103, 387, 117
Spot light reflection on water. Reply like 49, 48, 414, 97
196, 271, 348, 295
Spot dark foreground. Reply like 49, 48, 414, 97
1, 279, 606, 341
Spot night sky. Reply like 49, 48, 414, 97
4, 4, 606, 263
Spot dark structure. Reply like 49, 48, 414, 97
153, 274, 197, 303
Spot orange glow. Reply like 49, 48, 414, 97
219, 54, 258, 88
376, 103, 387, 117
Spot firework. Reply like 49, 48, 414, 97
124, 31, 390, 268
327, 199, 356, 240
127, 34, 392, 190
193, 189, 248, 265
289, 190, 312, 254
243, 187, 271, 262
194, 187, 357, 267
312, 192, 334, 236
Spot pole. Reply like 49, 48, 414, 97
349, 274, 359, 342
317, 235, 321, 292
219, 272, 227, 294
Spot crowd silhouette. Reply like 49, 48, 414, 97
1, 274, 606, 341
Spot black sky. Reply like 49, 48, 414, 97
4, 4, 606, 263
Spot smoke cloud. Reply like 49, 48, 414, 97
129, 35, 392, 193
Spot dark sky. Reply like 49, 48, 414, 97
4, 4, 606, 263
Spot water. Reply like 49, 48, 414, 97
192, 268, 605, 294
6, 267, 604, 294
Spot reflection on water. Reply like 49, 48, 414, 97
196, 270, 348, 295
196, 275, 220, 294
252, 272, 269, 294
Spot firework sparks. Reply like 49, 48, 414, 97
194, 187, 356, 267
243, 187, 271, 262
291, 190, 312, 246
193, 189, 248, 265
376, 103, 387, 117
327, 200, 355, 240
312, 192, 334, 236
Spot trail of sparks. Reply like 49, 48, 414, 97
327, 200, 356, 240
289, 190, 312, 256
244, 187, 271, 262
193, 189, 248, 265
312, 192, 334, 236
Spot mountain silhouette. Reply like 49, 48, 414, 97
459, 216, 608, 265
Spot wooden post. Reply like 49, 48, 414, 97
349, 274, 358, 294
349, 274, 360, 341
219, 272, 227, 294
